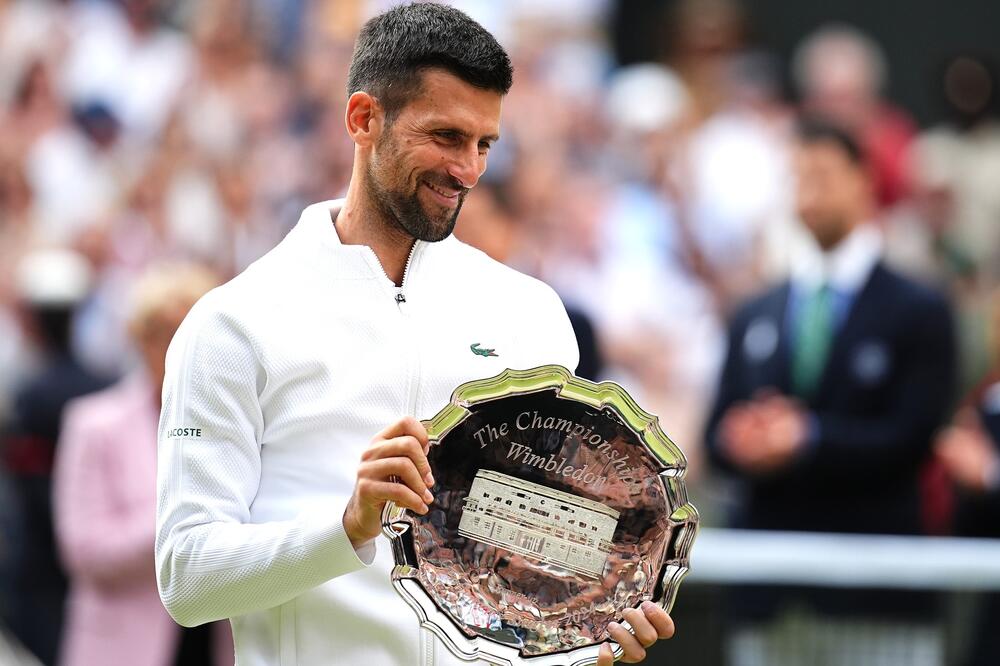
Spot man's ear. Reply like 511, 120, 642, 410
345, 91, 384, 147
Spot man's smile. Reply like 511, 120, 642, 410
422, 180, 462, 206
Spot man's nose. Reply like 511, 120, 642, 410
447, 144, 485, 190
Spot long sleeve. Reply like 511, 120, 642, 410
53, 399, 156, 587
155, 300, 372, 628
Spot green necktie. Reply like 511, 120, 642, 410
792, 284, 834, 397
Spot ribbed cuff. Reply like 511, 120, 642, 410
300, 507, 377, 580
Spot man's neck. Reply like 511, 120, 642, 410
815, 211, 870, 253
335, 183, 415, 286
795, 221, 881, 294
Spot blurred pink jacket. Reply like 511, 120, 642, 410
53, 374, 233, 666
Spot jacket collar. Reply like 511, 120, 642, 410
288, 199, 460, 290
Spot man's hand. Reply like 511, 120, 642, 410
753, 394, 808, 470
719, 402, 757, 461
720, 394, 808, 473
343, 417, 435, 548
936, 409, 1000, 493
597, 602, 675, 665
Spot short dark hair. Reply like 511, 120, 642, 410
347, 3, 513, 120
796, 115, 866, 167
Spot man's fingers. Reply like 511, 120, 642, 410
363, 435, 425, 461
357, 479, 428, 514
606, 606, 674, 663
607, 622, 644, 663
374, 417, 429, 450
360, 457, 433, 503
640, 601, 675, 638
597, 641, 615, 666
362, 435, 434, 486
622, 609, 657, 648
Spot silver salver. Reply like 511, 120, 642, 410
382, 366, 699, 665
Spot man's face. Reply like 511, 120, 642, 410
793, 140, 868, 250
365, 69, 502, 242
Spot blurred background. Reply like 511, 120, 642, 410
2, 0, 1000, 665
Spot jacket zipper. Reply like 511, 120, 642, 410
389, 242, 422, 418
366, 240, 423, 416
394, 241, 419, 307
375, 241, 432, 665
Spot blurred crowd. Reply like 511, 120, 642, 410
2, 0, 1000, 665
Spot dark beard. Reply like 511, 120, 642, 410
365, 141, 466, 243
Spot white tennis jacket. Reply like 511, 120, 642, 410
155, 200, 579, 665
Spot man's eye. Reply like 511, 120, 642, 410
478, 142, 492, 154
435, 132, 459, 143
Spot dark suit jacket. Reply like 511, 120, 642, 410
705, 262, 956, 620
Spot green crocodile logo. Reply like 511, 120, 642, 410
470, 343, 498, 358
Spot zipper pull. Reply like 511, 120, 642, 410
395, 292, 406, 304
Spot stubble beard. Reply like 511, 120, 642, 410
365, 135, 466, 243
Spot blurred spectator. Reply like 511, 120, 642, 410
901, 55, 1000, 389
2, 50, 119, 245
579, 62, 722, 452
705, 117, 956, 665
664, 0, 800, 285
0, 248, 112, 665
662, 0, 797, 299
898, 55, 1000, 288
664, 0, 745, 125
53, 262, 231, 666
923, 54, 1000, 277
793, 24, 918, 209
0, 153, 37, 419
935, 288, 1000, 666
60, 0, 192, 140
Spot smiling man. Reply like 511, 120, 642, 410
154, 4, 672, 666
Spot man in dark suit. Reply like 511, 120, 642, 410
705, 117, 956, 665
